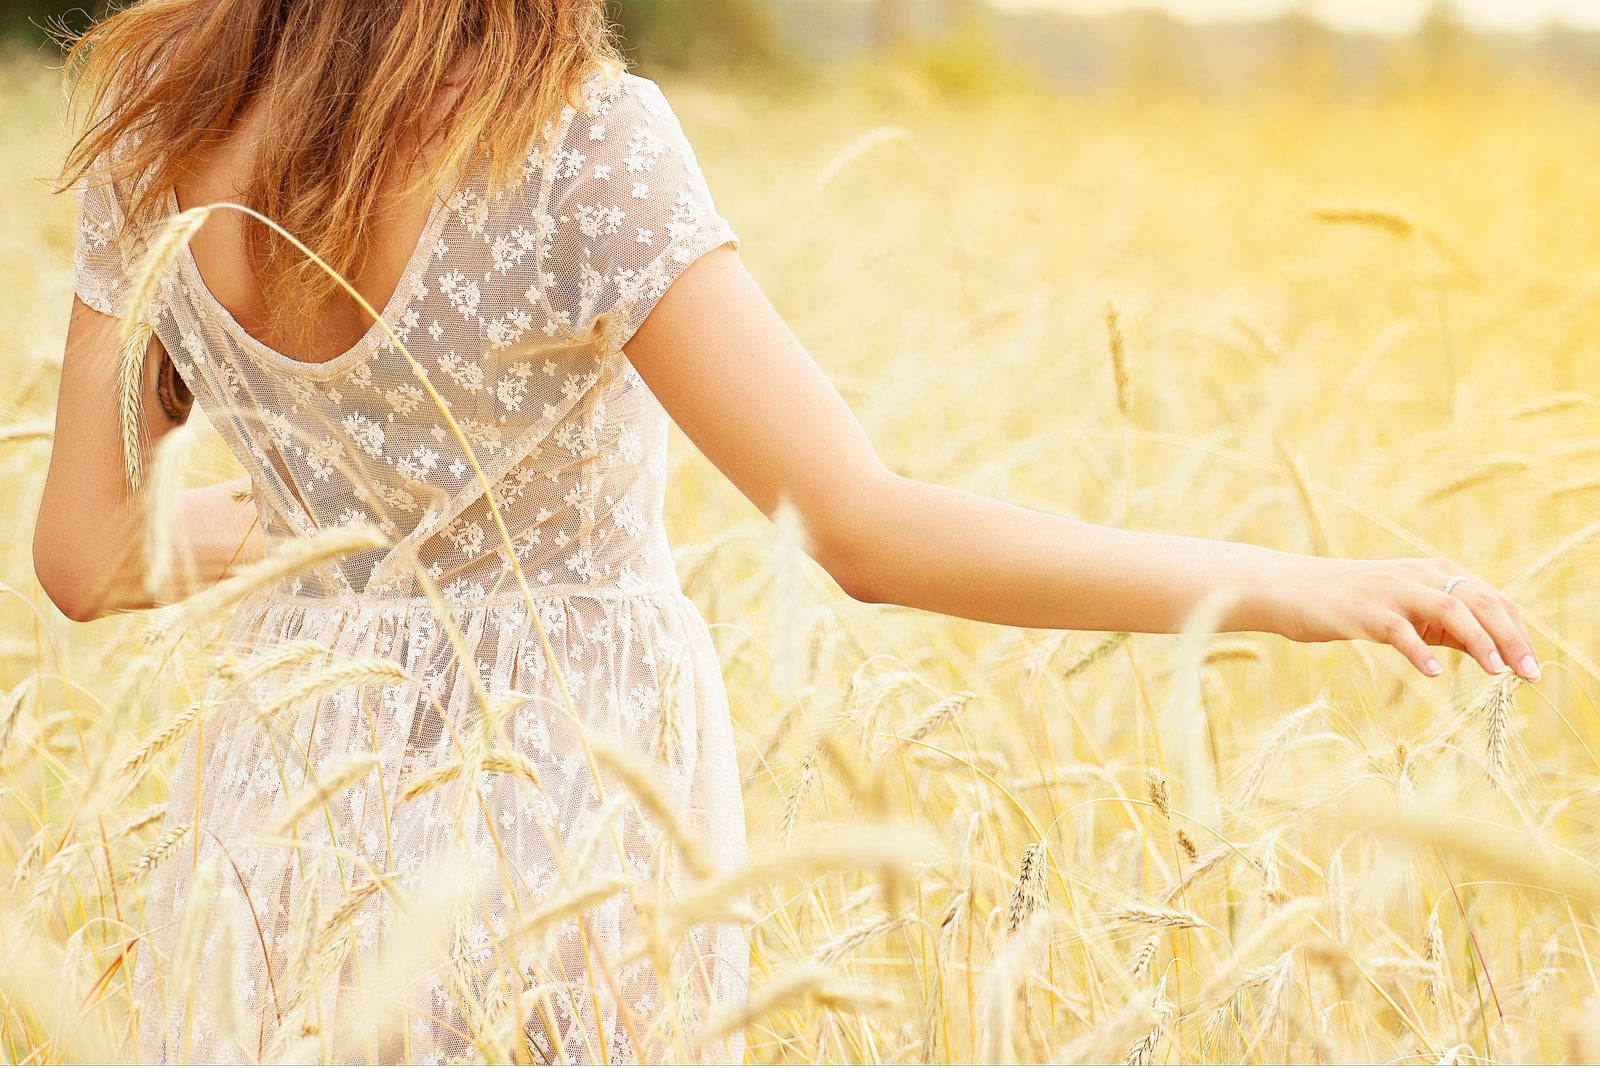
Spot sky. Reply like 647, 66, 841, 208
985, 0, 1600, 37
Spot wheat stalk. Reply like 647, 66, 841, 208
167, 855, 218, 1024
1423, 910, 1448, 1006
1005, 842, 1048, 936
117, 319, 154, 491
258, 660, 413, 723
1114, 903, 1210, 930
116, 205, 212, 490
1105, 297, 1134, 416
214, 640, 329, 688
1422, 453, 1532, 504
586, 735, 714, 879
0, 420, 52, 446
1145, 769, 1171, 820
1123, 975, 1175, 1065
1310, 202, 1416, 238
113, 701, 209, 798
1130, 934, 1160, 983
124, 824, 192, 883
179, 524, 389, 628
1230, 701, 1323, 817
1160, 842, 1234, 903
268, 754, 381, 838
1063, 632, 1130, 680
817, 914, 911, 967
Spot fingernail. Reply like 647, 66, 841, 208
1489, 650, 1507, 674
1520, 654, 1541, 682
1425, 657, 1442, 677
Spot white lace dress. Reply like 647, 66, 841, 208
73, 73, 748, 1065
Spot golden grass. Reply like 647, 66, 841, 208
4, 51, 1600, 1064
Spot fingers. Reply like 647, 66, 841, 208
1469, 573, 1541, 681
1376, 611, 1442, 678
1414, 572, 1541, 681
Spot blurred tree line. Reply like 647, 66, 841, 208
0, 0, 783, 68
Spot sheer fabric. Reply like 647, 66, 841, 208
74, 72, 748, 1064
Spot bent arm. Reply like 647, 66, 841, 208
34, 298, 262, 622
625, 248, 1540, 681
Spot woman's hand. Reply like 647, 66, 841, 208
1258, 555, 1540, 681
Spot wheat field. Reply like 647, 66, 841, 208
4, 46, 1600, 1064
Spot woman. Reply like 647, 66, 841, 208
34, 1, 1539, 1063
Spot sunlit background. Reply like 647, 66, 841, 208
4, 1, 1600, 1065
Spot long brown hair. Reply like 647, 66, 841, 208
60, 0, 619, 337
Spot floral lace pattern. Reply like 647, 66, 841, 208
74, 73, 746, 1064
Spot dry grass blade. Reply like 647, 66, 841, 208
1509, 391, 1598, 419
116, 205, 212, 489
120, 206, 213, 338
109, 804, 166, 842
1145, 769, 1171, 819
654, 642, 688, 764
209, 884, 242, 1045
269, 754, 381, 838
1278, 445, 1332, 556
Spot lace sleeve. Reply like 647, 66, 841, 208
73, 177, 133, 318
537, 74, 739, 355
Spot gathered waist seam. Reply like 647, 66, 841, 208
248, 582, 685, 609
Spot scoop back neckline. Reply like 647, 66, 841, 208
165, 185, 453, 382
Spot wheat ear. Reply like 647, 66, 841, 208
269, 755, 381, 838
116, 206, 212, 490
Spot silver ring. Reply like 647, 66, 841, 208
1442, 575, 1469, 597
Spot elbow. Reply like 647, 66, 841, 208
818, 542, 888, 606
803, 480, 894, 607
33, 531, 110, 623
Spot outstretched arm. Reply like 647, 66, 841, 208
34, 298, 262, 622
625, 247, 1540, 682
